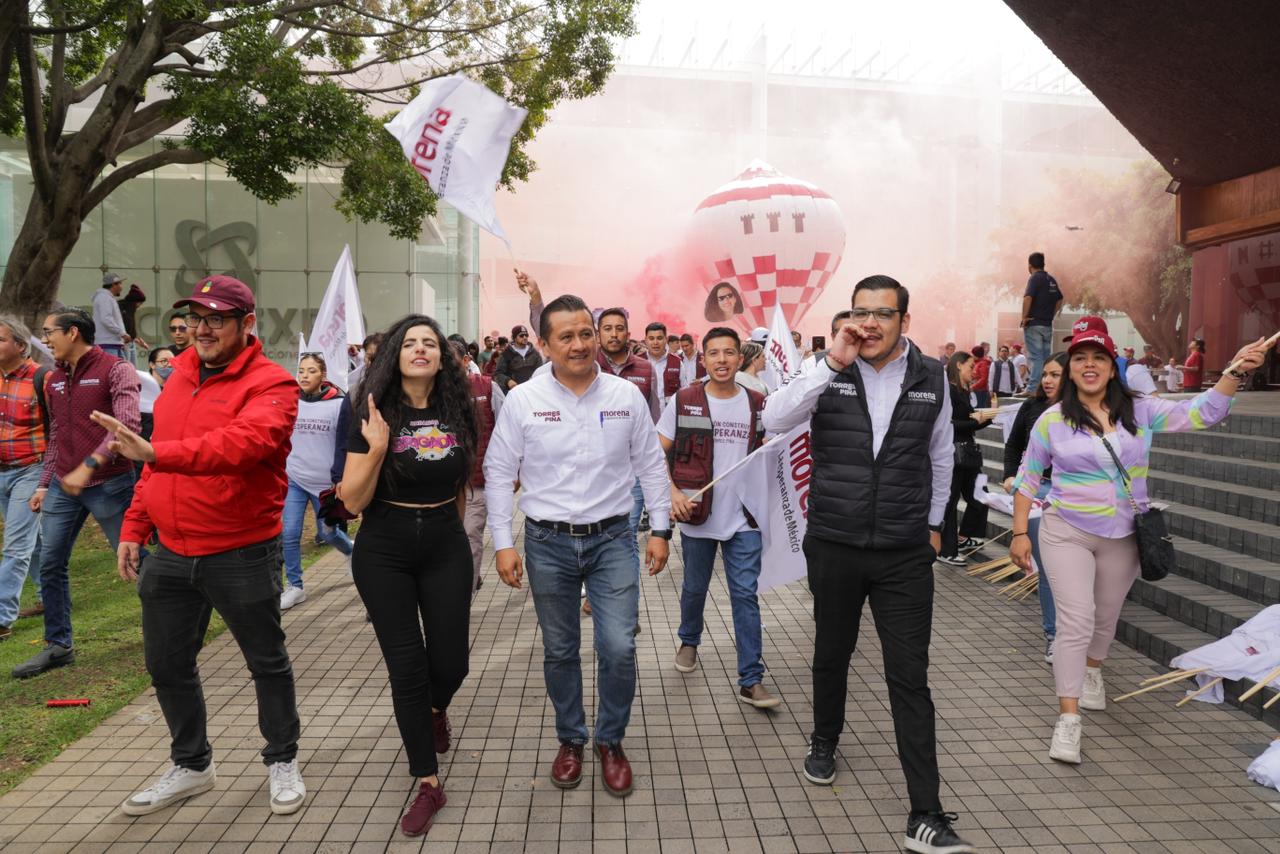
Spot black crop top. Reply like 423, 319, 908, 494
347, 403, 466, 504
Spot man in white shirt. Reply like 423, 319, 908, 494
660, 327, 780, 709
1010, 343, 1029, 391
762, 275, 974, 854
484, 294, 671, 800
92, 273, 130, 359
677, 333, 705, 387
989, 345, 1018, 398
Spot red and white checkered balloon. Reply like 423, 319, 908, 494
1228, 233, 1280, 328
688, 160, 845, 332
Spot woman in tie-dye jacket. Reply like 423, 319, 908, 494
1009, 316, 1268, 767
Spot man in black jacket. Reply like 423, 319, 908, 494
762, 275, 973, 854
493, 324, 543, 390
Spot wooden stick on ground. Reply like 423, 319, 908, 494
1238, 664, 1280, 703
1264, 690, 1280, 710
1114, 668, 1209, 702
1175, 676, 1224, 708
1015, 579, 1040, 601
987, 564, 1024, 582
967, 556, 1012, 576
1140, 668, 1198, 686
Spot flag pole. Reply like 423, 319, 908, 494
1223, 329, 1280, 375
686, 441, 773, 501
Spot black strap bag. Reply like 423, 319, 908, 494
1100, 436, 1173, 582
954, 440, 984, 472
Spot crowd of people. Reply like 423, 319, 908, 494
0, 256, 1271, 854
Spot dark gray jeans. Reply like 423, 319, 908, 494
138, 536, 299, 770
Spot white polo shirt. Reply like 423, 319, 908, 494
483, 364, 672, 551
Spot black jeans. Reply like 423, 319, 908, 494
352, 502, 472, 778
138, 537, 299, 770
805, 535, 942, 814
941, 463, 988, 557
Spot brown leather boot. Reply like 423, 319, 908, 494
551, 742, 584, 789
596, 742, 633, 797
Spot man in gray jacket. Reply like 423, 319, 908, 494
91, 273, 130, 359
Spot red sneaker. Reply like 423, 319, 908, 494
596, 742, 633, 797
551, 742, 584, 788
433, 710, 451, 754
400, 781, 446, 837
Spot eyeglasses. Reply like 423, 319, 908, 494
717, 291, 735, 303
153, 358, 172, 367
39, 327, 62, 340
516, 332, 528, 338
183, 312, 242, 330
849, 308, 902, 322
168, 324, 188, 333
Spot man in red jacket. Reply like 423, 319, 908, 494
91, 276, 306, 819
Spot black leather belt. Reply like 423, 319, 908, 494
528, 514, 628, 537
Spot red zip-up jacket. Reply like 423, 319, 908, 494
121, 336, 300, 556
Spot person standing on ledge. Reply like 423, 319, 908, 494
484, 294, 672, 800
762, 275, 974, 854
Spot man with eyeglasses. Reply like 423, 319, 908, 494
493, 325, 543, 391
166, 316, 192, 357
89, 275, 307, 818
11, 308, 141, 679
763, 276, 974, 854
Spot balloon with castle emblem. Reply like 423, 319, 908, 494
688, 160, 846, 330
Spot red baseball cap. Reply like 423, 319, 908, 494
173, 275, 255, 313
1066, 315, 1117, 357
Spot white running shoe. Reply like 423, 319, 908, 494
121, 763, 216, 815
268, 759, 307, 815
1049, 714, 1082, 764
1080, 666, 1106, 710
280, 585, 307, 610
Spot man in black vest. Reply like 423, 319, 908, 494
763, 275, 974, 854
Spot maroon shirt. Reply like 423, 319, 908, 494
40, 347, 141, 489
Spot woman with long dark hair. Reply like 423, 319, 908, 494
1001, 351, 1068, 662
704, 282, 745, 322
937, 352, 994, 566
1009, 318, 1267, 765
336, 314, 478, 838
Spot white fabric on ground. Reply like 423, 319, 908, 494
1170, 604, 1280, 704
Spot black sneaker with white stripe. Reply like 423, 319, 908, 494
905, 811, 976, 854
801, 735, 837, 784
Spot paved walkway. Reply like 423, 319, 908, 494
2, 529, 1280, 854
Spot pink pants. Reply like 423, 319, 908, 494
1039, 508, 1139, 698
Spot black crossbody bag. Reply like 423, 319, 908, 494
1100, 436, 1173, 582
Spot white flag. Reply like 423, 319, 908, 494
384, 75, 528, 243
729, 423, 813, 593
762, 305, 802, 391
308, 245, 366, 393
296, 332, 307, 368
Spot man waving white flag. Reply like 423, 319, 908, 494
762, 305, 802, 391
384, 75, 528, 243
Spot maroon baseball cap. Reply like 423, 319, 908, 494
173, 275, 255, 313
511, 325, 529, 338
1066, 315, 1117, 357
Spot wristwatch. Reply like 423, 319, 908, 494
83, 456, 101, 470
650, 528, 673, 540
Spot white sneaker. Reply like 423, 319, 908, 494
1049, 714, 1082, 764
121, 763, 216, 815
280, 585, 307, 610
1080, 666, 1106, 710
268, 759, 307, 815
1044, 635, 1056, 664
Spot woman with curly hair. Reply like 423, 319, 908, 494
335, 314, 478, 838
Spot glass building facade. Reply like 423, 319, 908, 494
0, 137, 479, 367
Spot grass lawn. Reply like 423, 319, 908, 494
0, 516, 338, 795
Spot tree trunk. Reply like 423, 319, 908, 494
0, 185, 87, 326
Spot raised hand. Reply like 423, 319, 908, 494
361, 394, 390, 452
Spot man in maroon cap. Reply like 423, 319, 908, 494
90, 275, 307, 818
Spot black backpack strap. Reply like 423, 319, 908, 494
33, 366, 50, 434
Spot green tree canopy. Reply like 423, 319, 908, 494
0, 0, 636, 319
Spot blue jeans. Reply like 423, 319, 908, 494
0, 463, 43, 626
1024, 324, 1054, 392
39, 473, 134, 648
628, 479, 645, 533
679, 530, 765, 687
282, 480, 352, 588
1028, 481, 1056, 637
523, 518, 638, 746
100, 344, 127, 359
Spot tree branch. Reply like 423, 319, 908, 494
85, 148, 208, 213
15, 31, 55, 203
71, 52, 121, 103
116, 99, 181, 152
47, 7, 71, 141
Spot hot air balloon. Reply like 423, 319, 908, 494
687, 160, 846, 331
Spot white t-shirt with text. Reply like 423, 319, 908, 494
657, 389, 753, 541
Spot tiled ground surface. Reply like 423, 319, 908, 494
2, 527, 1280, 854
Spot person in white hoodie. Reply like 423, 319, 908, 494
281, 353, 353, 609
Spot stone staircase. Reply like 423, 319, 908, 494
973, 409, 1280, 728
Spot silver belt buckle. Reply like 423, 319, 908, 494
568, 522, 591, 537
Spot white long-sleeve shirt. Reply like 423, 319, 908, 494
92, 288, 127, 345
761, 340, 953, 526
483, 364, 672, 551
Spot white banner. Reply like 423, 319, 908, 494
384, 75, 528, 244
730, 423, 813, 592
973, 472, 1045, 518
308, 245, 366, 392
762, 304, 802, 391
991, 402, 1024, 443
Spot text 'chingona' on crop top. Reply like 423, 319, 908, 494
347, 403, 466, 505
